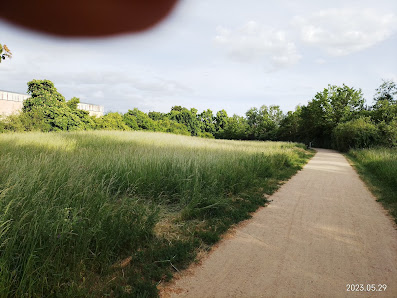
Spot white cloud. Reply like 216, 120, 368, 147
293, 8, 397, 56
214, 21, 301, 71
314, 58, 326, 64
92, 90, 105, 98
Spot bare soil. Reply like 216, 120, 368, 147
160, 149, 397, 298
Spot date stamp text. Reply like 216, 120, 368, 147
346, 284, 387, 292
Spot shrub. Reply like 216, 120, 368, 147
156, 118, 190, 135
123, 108, 156, 130
95, 112, 130, 130
333, 117, 378, 152
377, 119, 397, 148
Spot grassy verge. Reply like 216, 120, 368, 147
347, 148, 397, 223
0, 131, 313, 297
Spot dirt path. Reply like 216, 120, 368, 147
161, 149, 397, 298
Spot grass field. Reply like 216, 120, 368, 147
347, 148, 397, 223
0, 131, 313, 297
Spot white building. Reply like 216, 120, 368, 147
77, 102, 105, 117
0, 90, 28, 117
0, 90, 104, 117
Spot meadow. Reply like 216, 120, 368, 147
347, 148, 397, 223
0, 131, 312, 297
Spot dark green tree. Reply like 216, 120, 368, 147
18, 80, 94, 131
333, 117, 379, 151
148, 111, 165, 121
23, 80, 65, 112
298, 84, 364, 147
123, 108, 156, 130
167, 106, 200, 136
222, 114, 249, 139
374, 80, 397, 105
199, 109, 215, 135
246, 105, 283, 140
214, 109, 228, 136
277, 107, 302, 142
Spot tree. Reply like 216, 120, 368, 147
167, 106, 200, 136
123, 108, 156, 130
156, 118, 190, 136
214, 110, 228, 131
374, 79, 397, 105
148, 111, 165, 121
371, 80, 397, 124
21, 79, 93, 131
371, 100, 397, 123
214, 109, 228, 137
96, 112, 130, 130
246, 105, 283, 140
23, 79, 65, 112
333, 117, 378, 152
198, 109, 215, 135
0, 44, 12, 63
66, 97, 80, 109
277, 107, 302, 142
298, 84, 365, 147
222, 114, 249, 140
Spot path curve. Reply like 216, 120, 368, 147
161, 149, 397, 298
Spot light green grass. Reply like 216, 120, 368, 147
347, 148, 397, 223
0, 131, 313, 297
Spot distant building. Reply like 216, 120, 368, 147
0, 90, 28, 117
77, 102, 105, 117
0, 90, 104, 117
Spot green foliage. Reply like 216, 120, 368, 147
377, 119, 397, 148
221, 114, 249, 140
167, 106, 200, 136
156, 118, 190, 135
96, 112, 130, 130
299, 84, 365, 148
197, 131, 215, 138
24, 79, 65, 112
214, 109, 228, 137
123, 108, 156, 130
246, 105, 283, 141
67, 97, 80, 109
333, 117, 379, 152
371, 99, 397, 123
198, 109, 216, 135
277, 107, 302, 142
374, 79, 397, 105
2, 78, 396, 151
9, 80, 95, 132
148, 111, 165, 121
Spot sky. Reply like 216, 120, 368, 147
1, 0, 397, 116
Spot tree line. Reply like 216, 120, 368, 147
1, 79, 396, 151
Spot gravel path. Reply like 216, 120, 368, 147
161, 149, 397, 298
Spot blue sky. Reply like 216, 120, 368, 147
1, 0, 397, 116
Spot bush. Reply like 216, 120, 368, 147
197, 131, 215, 139
95, 112, 130, 130
333, 117, 379, 152
156, 118, 190, 135
377, 119, 397, 148
123, 108, 157, 130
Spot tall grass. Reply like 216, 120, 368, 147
347, 148, 397, 222
0, 131, 312, 297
